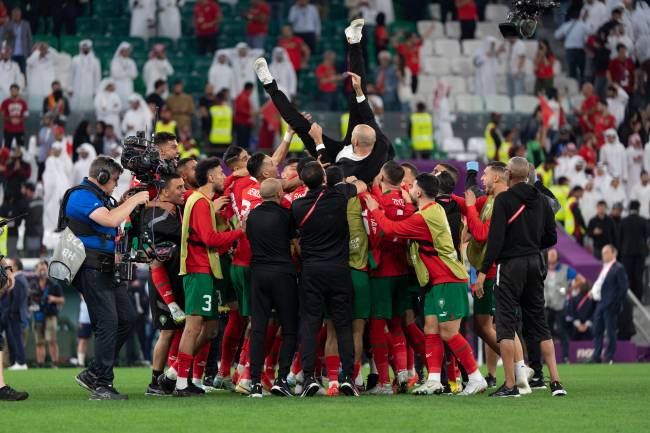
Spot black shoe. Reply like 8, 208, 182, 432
528, 376, 547, 390
157, 373, 177, 394
249, 383, 264, 398
365, 373, 378, 392
300, 377, 321, 397
442, 383, 453, 395
90, 385, 128, 400
173, 387, 194, 397
145, 383, 170, 396
203, 376, 215, 389
75, 369, 96, 392
489, 383, 520, 398
339, 376, 359, 397
550, 381, 567, 397
186, 382, 206, 395
0, 385, 29, 401
271, 378, 293, 397
485, 374, 497, 389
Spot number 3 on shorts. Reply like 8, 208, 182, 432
202, 295, 212, 312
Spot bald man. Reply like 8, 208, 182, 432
254, 18, 393, 184
477, 157, 566, 398
245, 178, 299, 398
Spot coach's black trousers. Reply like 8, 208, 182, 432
249, 268, 299, 384
75, 268, 136, 387
300, 264, 354, 379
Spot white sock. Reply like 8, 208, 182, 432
427, 372, 440, 382
468, 369, 483, 382
192, 378, 203, 387
166, 367, 178, 380
329, 380, 339, 388
176, 376, 188, 390
77, 353, 85, 367
515, 360, 526, 379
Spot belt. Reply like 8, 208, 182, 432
84, 249, 115, 274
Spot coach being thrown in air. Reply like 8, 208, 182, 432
62, 157, 150, 400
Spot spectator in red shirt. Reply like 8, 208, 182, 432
456, 0, 477, 40
315, 50, 342, 110
607, 44, 635, 94
278, 25, 310, 73
1, 84, 28, 148
246, 0, 271, 50
234, 83, 255, 148
534, 39, 556, 94
193, 0, 223, 55
375, 12, 390, 56
591, 98, 617, 148
393, 27, 433, 94
578, 133, 598, 169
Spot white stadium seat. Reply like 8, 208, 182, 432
422, 57, 451, 75
485, 4, 510, 22
442, 137, 465, 153
438, 75, 467, 94
444, 21, 461, 39
434, 38, 461, 58
461, 39, 482, 56
455, 93, 485, 112
555, 76, 579, 95
484, 94, 512, 113
467, 137, 487, 158
420, 40, 436, 57
417, 20, 445, 39
513, 95, 540, 113
451, 56, 474, 76
476, 22, 502, 38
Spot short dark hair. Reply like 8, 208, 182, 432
154, 79, 166, 89
89, 156, 123, 178
400, 162, 418, 178
154, 132, 176, 146
487, 160, 507, 169
326, 166, 344, 187
22, 181, 36, 192
247, 153, 267, 179
195, 157, 222, 187
161, 173, 182, 189
297, 156, 316, 180
176, 156, 196, 171
11, 257, 24, 271
437, 171, 456, 195
630, 200, 641, 211
597, 200, 607, 207
10, 84, 19, 91
301, 161, 325, 189
570, 185, 584, 194
438, 163, 459, 183
244, 82, 254, 91
223, 145, 246, 168
416, 102, 426, 112
382, 160, 405, 185
616, 43, 626, 51
415, 173, 439, 199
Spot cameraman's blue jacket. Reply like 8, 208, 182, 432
64, 178, 117, 253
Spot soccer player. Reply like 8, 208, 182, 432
254, 19, 393, 184
366, 161, 415, 395
171, 157, 244, 397
144, 174, 187, 396
364, 174, 488, 396
177, 157, 198, 190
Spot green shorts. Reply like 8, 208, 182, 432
230, 264, 251, 317
473, 279, 495, 316
370, 275, 411, 319
351, 269, 371, 319
219, 255, 236, 305
423, 282, 470, 323
183, 273, 222, 319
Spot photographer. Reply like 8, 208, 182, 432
63, 156, 150, 400
29, 260, 65, 368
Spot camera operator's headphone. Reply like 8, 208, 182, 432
97, 168, 111, 185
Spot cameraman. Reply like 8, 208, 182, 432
29, 259, 65, 368
64, 156, 150, 400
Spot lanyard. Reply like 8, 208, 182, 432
299, 191, 325, 228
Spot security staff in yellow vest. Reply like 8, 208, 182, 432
155, 106, 178, 136
484, 112, 502, 162
536, 160, 555, 188
410, 102, 433, 158
549, 177, 570, 224
340, 112, 350, 139
209, 91, 233, 149
565, 186, 586, 243
171, 157, 244, 396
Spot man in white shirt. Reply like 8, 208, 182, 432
599, 129, 627, 182
288, 0, 320, 53
0, 45, 24, 103
606, 83, 628, 127
70, 40, 101, 111
581, 0, 609, 35
580, 180, 603, 224
503, 36, 526, 98
143, 44, 174, 95
554, 10, 587, 82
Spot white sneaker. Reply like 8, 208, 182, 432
367, 383, 393, 395
8, 363, 28, 371
213, 375, 235, 391
345, 18, 364, 44
287, 370, 303, 387
526, 365, 535, 380
516, 371, 532, 395
254, 58, 274, 85
235, 379, 252, 395
168, 302, 186, 324
412, 380, 443, 395
459, 377, 488, 396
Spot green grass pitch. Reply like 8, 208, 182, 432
2, 363, 649, 433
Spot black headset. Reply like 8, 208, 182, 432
97, 168, 111, 185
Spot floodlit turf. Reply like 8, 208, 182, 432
2, 363, 649, 433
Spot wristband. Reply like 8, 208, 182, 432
283, 132, 293, 142
316, 144, 325, 151
356, 95, 366, 103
